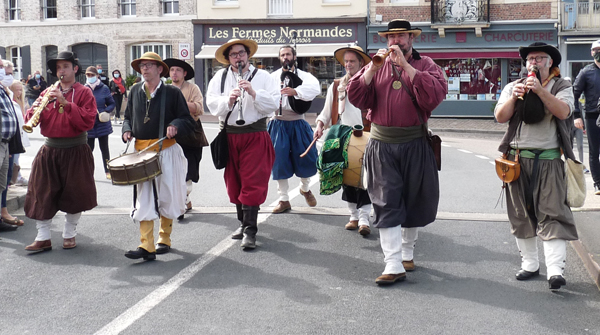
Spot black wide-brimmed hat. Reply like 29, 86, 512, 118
518, 42, 561, 67
163, 58, 194, 80
47, 51, 84, 76
377, 19, 422, 38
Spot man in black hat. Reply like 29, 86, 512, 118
347, 19, 447, 286
164, 58, 208, 220
23, 51, 98, 252
495, 42, 577, 291
269, 45, 321, 214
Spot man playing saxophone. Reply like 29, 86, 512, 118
24, 51, 98, 252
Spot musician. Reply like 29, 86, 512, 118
23, 51, 98, 252
122, 52, 194, 260
495, 42, 577, 291
164, 58, 208, 220
206, 39, 279, 249
314, 46, 373, 236
269, 45, 321, 214
347, 19, 447, 285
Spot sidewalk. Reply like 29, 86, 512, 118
7, 116, 600, 289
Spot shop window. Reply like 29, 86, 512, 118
9, 0, 21, 21
121, 0, 136, 16
435, 58, 505, 101
44, 0, 57, 20
9, 47, 22, 81
130, 44, 172, 75
570, 61, 594, 80
162, 0, 179, 14
81, 0, 95, 18
301, 56, 343, 97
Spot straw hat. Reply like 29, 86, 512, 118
163, 58, 194, 80
334, 46, 371, 67
214, 39, 258, 65
377, 19, 422, 38
131, 52, 169, 77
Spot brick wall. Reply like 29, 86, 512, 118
376, 6, 431, 22
490, 3, 552, 20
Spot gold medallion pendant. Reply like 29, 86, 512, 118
392, 81, 402, 90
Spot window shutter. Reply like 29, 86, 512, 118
21, 45, 31, 80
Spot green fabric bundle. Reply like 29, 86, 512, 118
317, 124, 353, 195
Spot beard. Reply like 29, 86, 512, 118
233, 61, 246, 72
281, 59, 294, 70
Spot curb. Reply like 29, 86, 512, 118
571, 240, 600, 290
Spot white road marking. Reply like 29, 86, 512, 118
475, 155, 489, 160
489, 161, 496, 165
94, 180, 318, 335
457, 149, 472, 154
441, 143, 451, 147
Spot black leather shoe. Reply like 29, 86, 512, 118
231, 226, 243, 240
515, 269, 539, 281
241, 235, 256, 249
155, 243, 171, 254
548, 275, 566, 290
124, 247, 156, 261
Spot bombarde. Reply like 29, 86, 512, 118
235, 62, 245, 125
517, 65, 539, 100
23, 75, 64, 133
372, 49, 393, 67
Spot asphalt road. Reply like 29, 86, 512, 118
0, 124, 598, 335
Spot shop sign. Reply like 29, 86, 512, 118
205, 23, 358, 44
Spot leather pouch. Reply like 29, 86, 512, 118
495, 151, 520, 183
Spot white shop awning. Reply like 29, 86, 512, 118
195, 43, 356, 59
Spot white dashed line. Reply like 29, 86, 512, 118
475, 155, 489, 160
457, 149, 472, 154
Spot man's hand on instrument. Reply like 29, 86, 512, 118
281, 87, 297, 97
525, 75, 542, 94
238, 79, 256, 98
575, 118, 584, 130
123, 131, 132, 143
512, 83, 526, 100
166, 125, 177, 139
389, 45, 406, 67
48, 86, 68, 105
369, 48, 388, 73
229, 88, 241, 108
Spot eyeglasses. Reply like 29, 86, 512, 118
526, 56, 548, 63
139, 62, 156, 69
229, 50, 247, 59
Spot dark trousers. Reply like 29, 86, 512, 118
114, 94, 123, 119
88, 135, 110, 173
585, 116, 600, 186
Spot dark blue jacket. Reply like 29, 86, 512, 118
86, 81, 115, 138
573, 63, 600, 119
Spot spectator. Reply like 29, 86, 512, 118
109, 69, 127, 124
25, 70, 47, 107
96, 64, 110, 86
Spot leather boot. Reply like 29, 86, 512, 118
240, 205, 259, 249
232, 204, 244, 240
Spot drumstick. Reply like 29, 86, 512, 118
138, 136, 168, 155
300, 137, 319, 158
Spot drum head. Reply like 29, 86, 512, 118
108, 151, 158, 167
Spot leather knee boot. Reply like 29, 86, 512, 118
240, 205, 259, 249
231, 204, 244, 240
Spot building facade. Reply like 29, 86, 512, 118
194, 0, 369, 113
559, 0, 600, 80
369, 0, 560, 117
0, 0, 196, 84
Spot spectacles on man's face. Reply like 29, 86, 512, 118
526, 56, 548, 63
139, 62, 156, 69
229, 50, 247, 59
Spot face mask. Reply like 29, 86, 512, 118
87, 76, 98, 84
98, 69, 102, 74
114, 73, 120, 78
35, 74, 40, 79
594, 52, 600, 62
1, 74, 13, 87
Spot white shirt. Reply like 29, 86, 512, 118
316, 81, 364, 129
206, 65, 280, 126
271, 68, 321, 121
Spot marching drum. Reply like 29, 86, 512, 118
107, 151, 162, 186
342, 126, 369, 190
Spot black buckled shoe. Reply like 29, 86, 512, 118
124, 247, 156, 261
548, 275, 566, 290
155, 243, 171, 254
516, 269, 540, 280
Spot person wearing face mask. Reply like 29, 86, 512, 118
85, 66, 115, 180
269, 45, 321, 214
573, 40, 600, 195
25, 70, 47, 107
96, 64, 110, 86
314, 46, 373, 237
109, 69, 127, 124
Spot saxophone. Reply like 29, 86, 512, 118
23, 76, 63, 133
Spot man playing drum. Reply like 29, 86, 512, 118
269, 45, 321, 213
164, 58, 208, 220
314, 46, 373, 236
206, 39, 279, 249
24, 51, 98, 252
347, 19, 447, 285
122, 52, 194, 261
